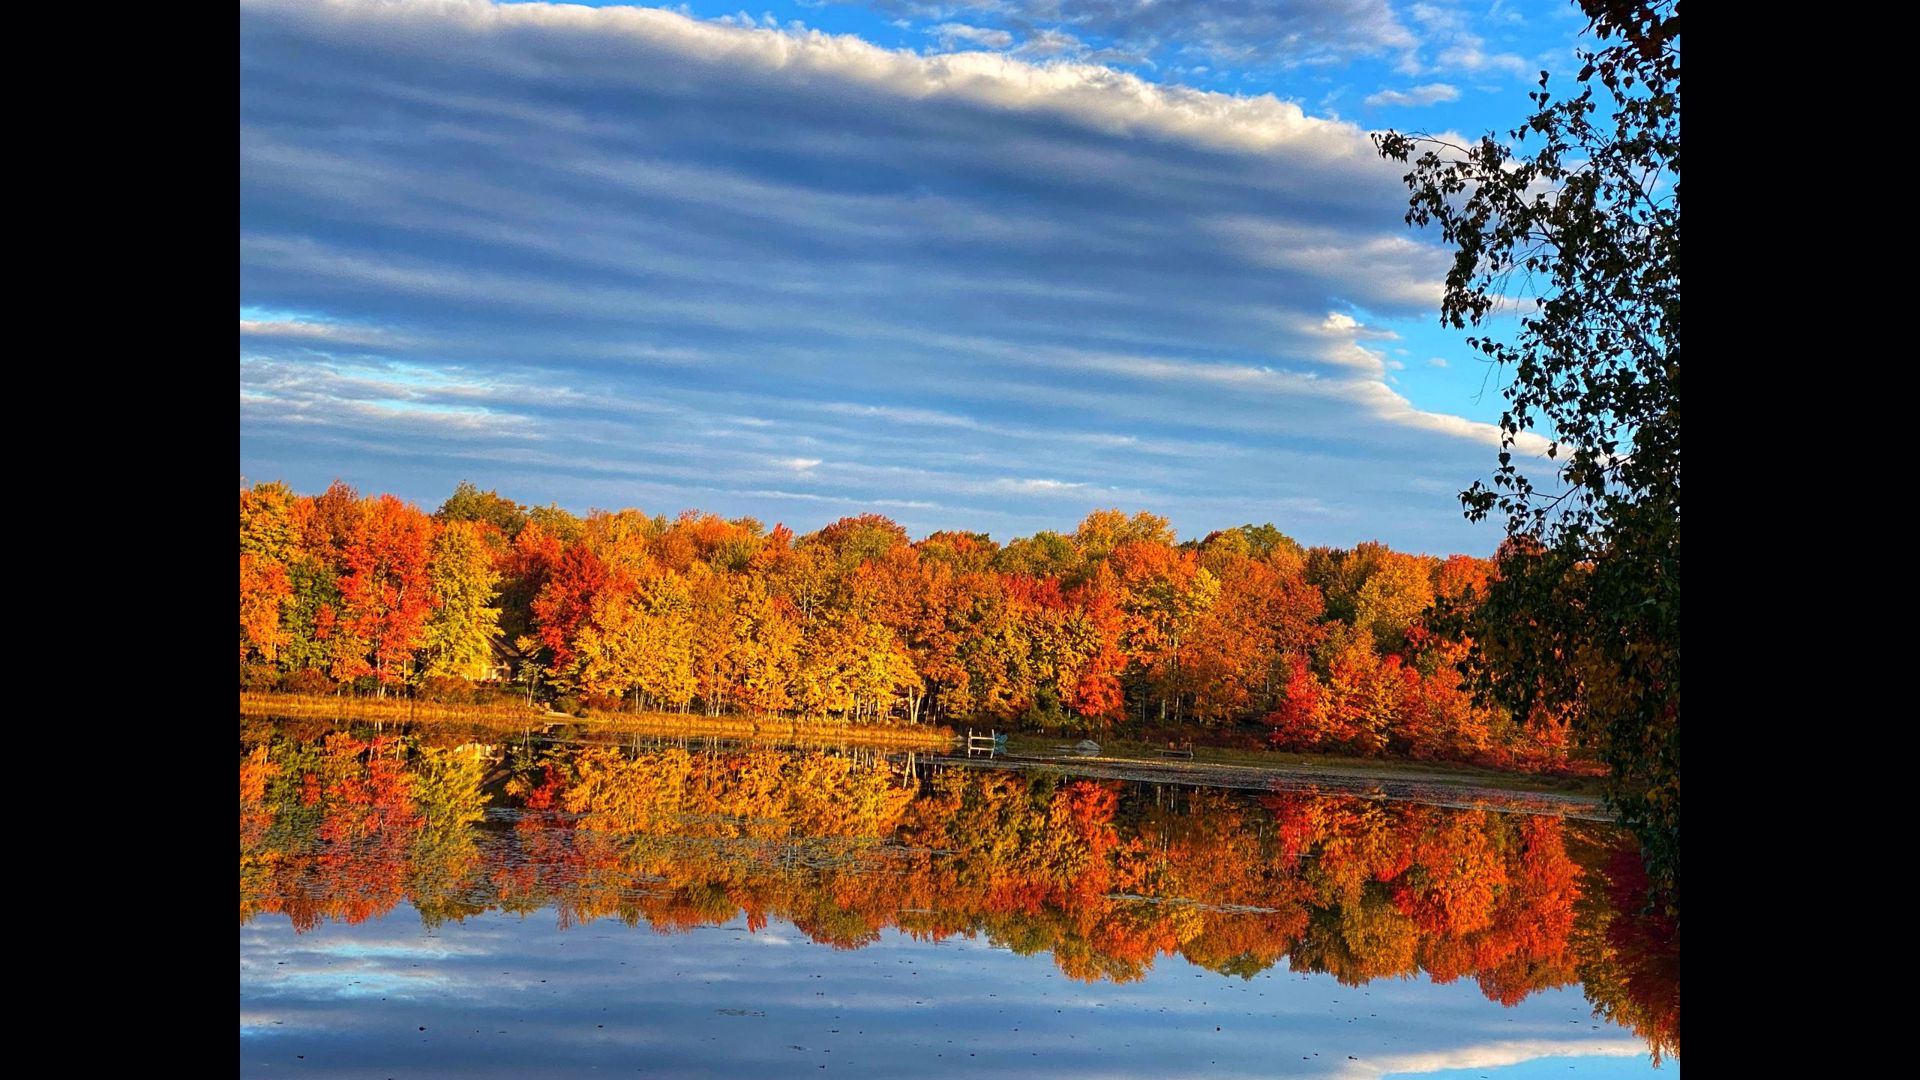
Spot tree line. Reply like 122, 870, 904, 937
240, 480, 1581, 768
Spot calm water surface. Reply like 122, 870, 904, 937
239, 731, 1679, 1078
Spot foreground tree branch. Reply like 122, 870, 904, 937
1374, 0, 1680, 910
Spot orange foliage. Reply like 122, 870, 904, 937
241, 483, 1585, 770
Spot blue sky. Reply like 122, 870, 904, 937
240, 0, 1593, 554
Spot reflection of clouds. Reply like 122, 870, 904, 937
1329, 1037, 1649, 1079
278, 969, 454, 999
240, 908, 1662, 1079
238, 1011, 292, 1037
240, 933, 485, 1002
312, 939, 487, 961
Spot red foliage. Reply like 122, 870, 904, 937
531, 542, 611, 670
338, 495, 435, 684
1266, 656, 1328, 750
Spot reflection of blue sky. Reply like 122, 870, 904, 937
240, 906, 1669, 1079
238, 0, 1617, 554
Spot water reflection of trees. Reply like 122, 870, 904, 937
240, 735, 1676, 1059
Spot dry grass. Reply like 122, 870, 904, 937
588, 713, 954, 750
241, 691, 538, 725
239, 692, 955, 750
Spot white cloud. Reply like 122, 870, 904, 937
993, 477, 1088, 494
243, 0, 1374, 159
1401, 2, 1532, 78
1210, 220, 1449, 313
733, 489, 945, 512
1013, 28, 1089, 60
929, 23, 1014, 51
1438, 42, 1531, 76
240, 353, 545, 438
239, 317, 397, 346
1362, 82, 1460, 107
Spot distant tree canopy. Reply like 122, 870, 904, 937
1375, 0, 1679, 908
241, 481, 1582, 772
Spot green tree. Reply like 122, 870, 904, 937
1375, 0, 1679, 907
435, 480, 528, 538
421, 520, 505, 680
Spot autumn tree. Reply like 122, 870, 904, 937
420, 520, 504, 681
1187, 539, 1325, 723
239, 553, 292, 665
918, 531, 999, 574
240, 480, 299, 564
993, 530, 1080, 580
730, 578, 801, 714
685, 563, 742, 715
497, 520, 562, 644
1073, 509, 1174, 564
297, 480, 361, 565
1351, 550, 1435, 656
954, 575, 1038, 720
240, 481, 299, 667
1062, 564, 1128, 722
1111, 540, 1218, 724
809, 514, 911, 573
436, 481, 528, 538
530, 541, 610, 688
627, 568, 697, 710
337, 495, 436, 692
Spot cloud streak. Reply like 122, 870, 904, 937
857, 0, 1419, 73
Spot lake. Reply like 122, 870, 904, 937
239, 729, 1679, 1078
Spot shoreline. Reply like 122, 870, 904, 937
241, 692, 1608, 806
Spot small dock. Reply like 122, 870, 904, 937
963, 728, 1008, 756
